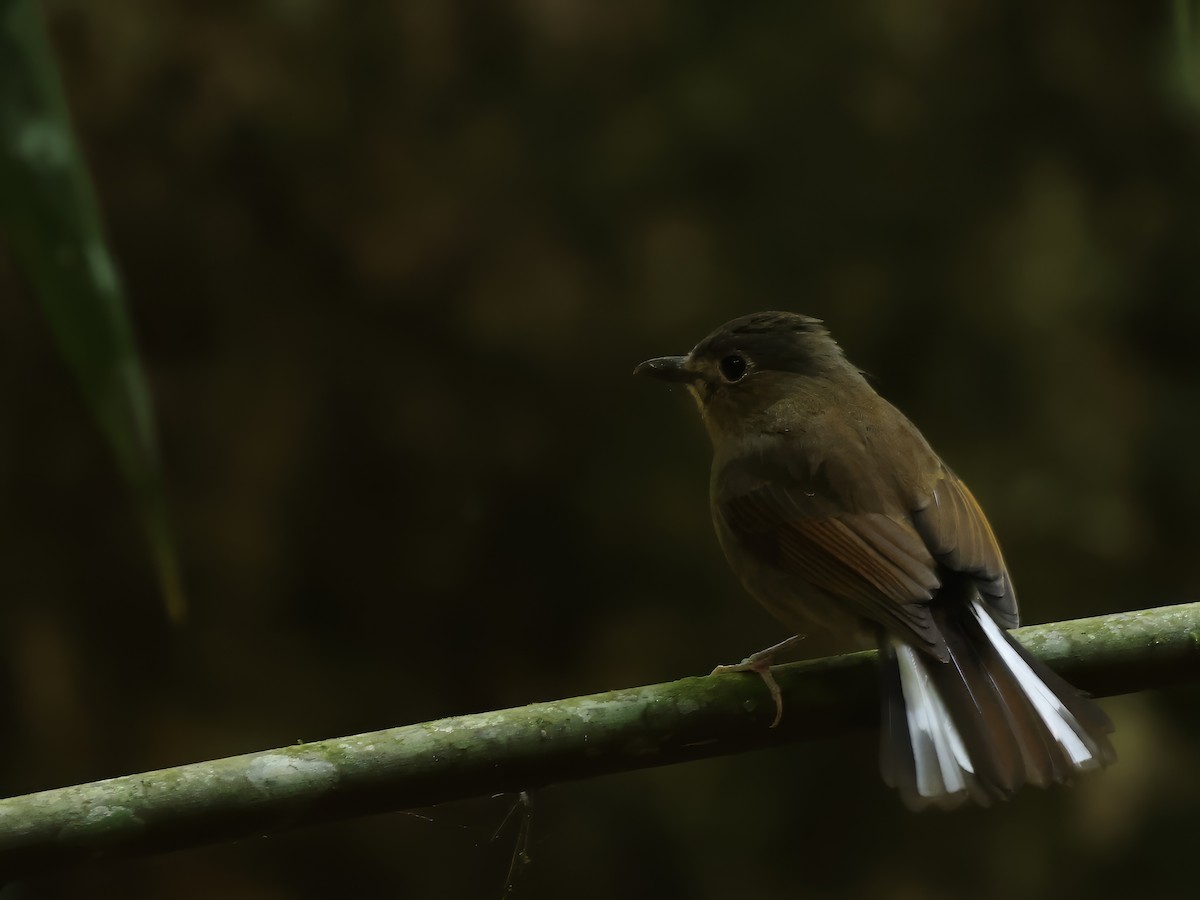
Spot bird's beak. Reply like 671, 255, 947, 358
633, 355, 695, 384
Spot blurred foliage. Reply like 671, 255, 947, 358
0, 0, 1199, 898
1175, 0, 1200, 108
0, 0, 182, 620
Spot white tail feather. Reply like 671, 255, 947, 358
894, 640, 973, 802
970, 600, 1102, 769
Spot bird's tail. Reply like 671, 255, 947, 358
879, 599, 1116, 811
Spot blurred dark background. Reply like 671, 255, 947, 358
2, 1, 1200, 897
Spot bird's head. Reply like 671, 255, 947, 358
634, 311, 853, 440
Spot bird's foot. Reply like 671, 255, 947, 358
710, 634, 807, 728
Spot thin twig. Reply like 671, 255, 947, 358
0, 602, 1197, 880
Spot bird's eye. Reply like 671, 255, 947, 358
719, 354, 748, 382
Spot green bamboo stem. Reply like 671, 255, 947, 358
1, 602, 1198, 878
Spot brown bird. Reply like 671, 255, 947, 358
635, 311, 1115, 810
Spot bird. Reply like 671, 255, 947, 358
634, 311, 1115, 810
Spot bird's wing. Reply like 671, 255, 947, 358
911, 466, 1017, 627
718, 478, 949, 657
717, 442, 1017, 654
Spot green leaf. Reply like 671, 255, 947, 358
1174, 0, 1200, 110
0, 0, 185, 621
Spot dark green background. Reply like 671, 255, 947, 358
2, 1, 1199, 897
